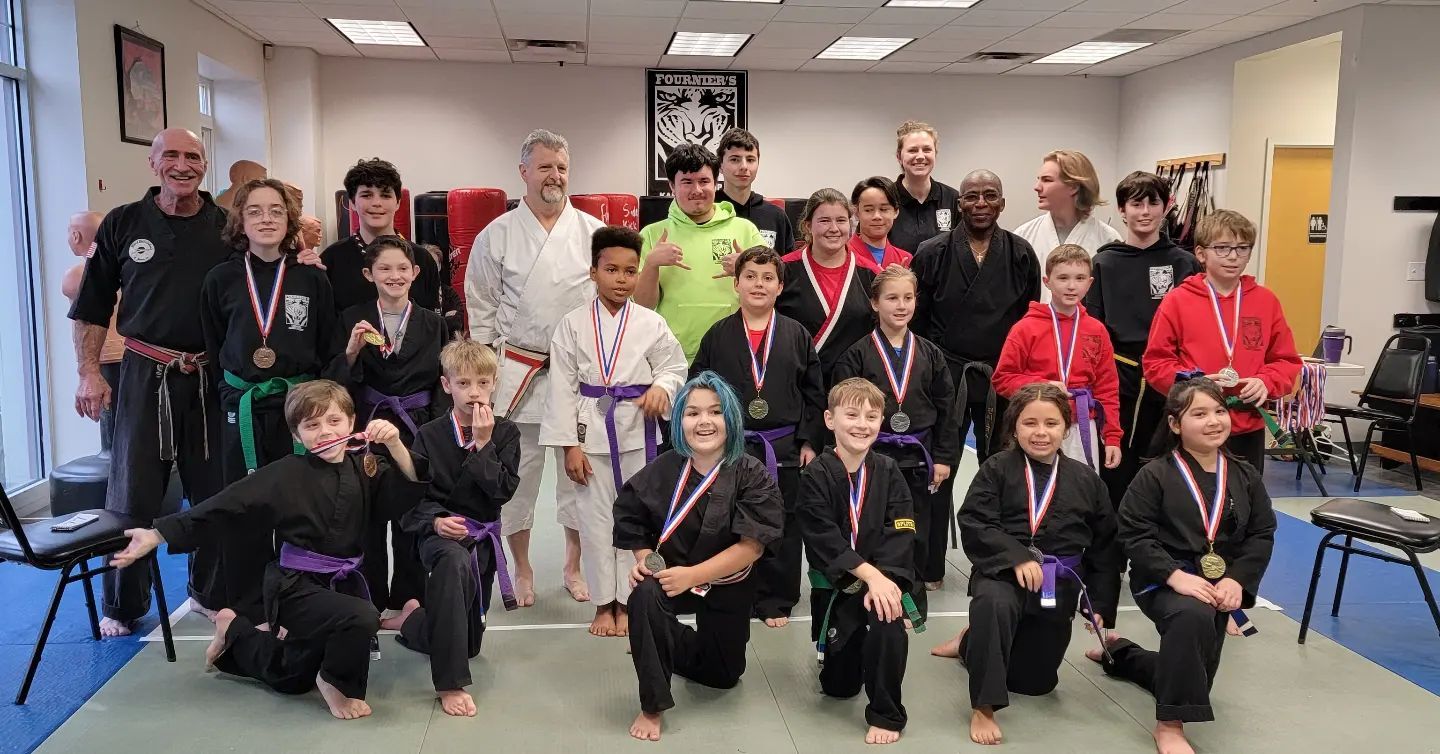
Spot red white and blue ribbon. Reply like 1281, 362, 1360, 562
659, 460, 721, 546
591, 299, 631, 386
451, 409, 474, 450
307, 431, 369, 456
749, 311, 776, 394
848, 463, 870, 549
869, 329, 915, 406
376, 300, 413, 358
1049, 304, 1080, 385
243, 254, 286, 343
1205, 281, 1241, 367
1025, 457, 1060, 538
1172, 450, 1227, 544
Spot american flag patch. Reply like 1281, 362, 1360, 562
85, 242, 97, 258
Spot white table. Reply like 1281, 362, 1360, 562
1316, 360, 1366, 377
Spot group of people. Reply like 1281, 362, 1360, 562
73, 119, 1302, 754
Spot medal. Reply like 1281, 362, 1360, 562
363, 330, 386, 347
1171, 450, 1229, 579
362, 453, 378, 477
375, 301, 412, 358
1028, 545, 1044, 563
596, 395, 615, 415
1049, 304, 1080, 387
870, 329, 916, 435
1024, 456, 1060, 553
252, 346, 276, 369
1205, 281, 1242, 387
591, 298, 631, 415
847, 463, 869, 550
643, 552, 666, 573
746, 312, 777, 420
842, 579, 864, 595
243, 253, 286, 371
658, 460, 722, 549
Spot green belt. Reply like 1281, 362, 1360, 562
223, 371, 313, 473
808, 568, 924, 664
1225, 395, 1293, 448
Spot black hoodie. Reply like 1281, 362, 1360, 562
1084, 234, 1200, 357
724, 189, 796, 255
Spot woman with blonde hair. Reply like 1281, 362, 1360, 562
1016, 150, 1122, 301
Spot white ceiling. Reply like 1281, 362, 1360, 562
197, 0, 1405, 76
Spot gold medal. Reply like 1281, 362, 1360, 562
252, 346, 276, 369
747, 397, 769, 420
1199, 547, 1227, 579
363, 330, 386, 347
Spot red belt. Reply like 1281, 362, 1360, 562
502, 343, 549, 416
124, 338, 210, 461
124, 338, 208, 372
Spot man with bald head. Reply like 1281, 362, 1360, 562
909, 169, 1040, 588
62, 211, 126, 451
68, 128, 233, 636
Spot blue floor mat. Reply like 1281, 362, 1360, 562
1261, 457, 1417, 498
0, 550, 188, 754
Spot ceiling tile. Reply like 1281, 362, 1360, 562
1004, 62, 1089, 73
860, 7, 967, 25
424, 35, 509, 49
733, 48, 818, 64
800, 58, 878, 71
937, 59, 1024, 73
748, 21, 854, 47
772, 5, 872, 22
950, 8, 1059, 25
922, 24, 1026, 43
301, 2, 408, 21
1163, 0, 1284, 12
433, 48, 514, 61
681, 2, 784, 21
674, 17, 769, 32
978, 0, 1086, 9
1205, 13, 1309, 31
230, 14, 332, 32
658, 54, 742, 67
1254, 0, 1367, 14
213, 1, 317, 18
301, 0, 394, 5
358, 44, 440, 59
1082, 63, 1146, 74
300, 41, 364, 56
845, 23, 939, 37
868, 60, 947, 72
1172, 28, 1252, 43
492, 0, 589, 13
589, 38, 670, 52
786, 0, 888, 9
1068, 0, 1182, 10
586, 52, 662, 66
1127, 12, 1234, 29
1035, 10, 1146, 27
589, 16, 681, 40
496, 13, 589, 39
885, 49, 966, 61
588, 0, 688, 17
255, 28, 348, 44
738, 58, 807, 69
510, 49, 587, 62
404, 9, 503, 36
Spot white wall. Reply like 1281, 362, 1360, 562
266, 47, 324, 216
305, 58, 1123, 234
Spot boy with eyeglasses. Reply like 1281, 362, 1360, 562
1142, 209, 1301, 471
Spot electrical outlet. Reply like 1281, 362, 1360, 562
1407, 262, 1426, 282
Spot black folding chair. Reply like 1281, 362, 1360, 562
1322, 334, 1432, 492
1298, 498, 1440, 644
0, 489, 175, 704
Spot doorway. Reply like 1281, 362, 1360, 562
1262, 145, 1333, 352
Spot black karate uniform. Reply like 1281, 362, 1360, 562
796, 451, 914, 732
957, 449, 1119, 710
153, 453, 427, 701
1102, 450, 1276, 723
691, 311, 825, 620
832, 330, 957, 613
340, 301, 449, 609
398, 414, 522, 690
890, 177, 961, 256
68, 188, 229, 623
776, 256, 876, 380
724, 191, 796, 255
1087, 237, 1203, 509
319, 234, 442, 314
614, 452, 784, 714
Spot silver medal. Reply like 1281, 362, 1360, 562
643, 552, 666, 573
1217, 366, 1240, 388
889, 411, 911, 433
596, 395, 615, 415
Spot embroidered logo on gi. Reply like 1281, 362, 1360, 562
1241, 316, 1264, 350
711, 238, 732, 262
894, 518, 916, 531
577, 423, 587, 444
759, 230, 777, 248
227, 411, 237, 425
1081, 334, 1103, 366
1148, 266, 1174, 298
935, 209, 953, 232
128, 239, 155, 263
285, 294, 310, 331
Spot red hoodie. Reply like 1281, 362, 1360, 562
994, 301, 1122, 447
1143, 273, 1302, 436
847, 235, 913, 273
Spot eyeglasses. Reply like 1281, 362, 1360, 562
243, 207, 287, 221
960, 191, 1001, 204
1203, 244, 1253, 258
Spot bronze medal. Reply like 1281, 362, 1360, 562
363, 453, 378, 478
747, 397, 769, 420
252, 346, 276, 369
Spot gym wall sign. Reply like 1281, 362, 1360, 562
1308, 214, 1328, 244
646, 69, 748, 196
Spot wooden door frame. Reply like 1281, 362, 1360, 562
1256, 141, 1333, 284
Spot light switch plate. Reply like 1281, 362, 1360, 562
1408, 262, 1426, 281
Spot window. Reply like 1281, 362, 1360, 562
0, 0, 43, 491
198, 76, 213, 117
198, 77, 216, 194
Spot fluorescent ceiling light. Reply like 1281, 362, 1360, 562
327, 19, 426, 47
817, 37, 912, 61
1032, 41, 1149, 64
707, 0, 784, 4
666, 31, 751, 56
884, 0, 980, 8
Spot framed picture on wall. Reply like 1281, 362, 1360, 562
114, 25, 167, 146
646, 69, 748, 195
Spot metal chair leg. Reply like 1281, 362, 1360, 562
1353, 423, 1378, 493
1338, 419, 1357, 476
80, 557, 101, 641
1298, 532, 1338, 645
1332, 535, 1353, 617
149, 555, 176, 662
16, 561, 75, 704
1407, 549, 1440, 637
1406, 429, 1424, 491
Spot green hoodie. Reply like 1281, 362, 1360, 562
640, 199, 764, 361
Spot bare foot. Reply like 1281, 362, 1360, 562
515, 566, 537, 608
615, 606, 629, 637
99, 617, 134, 637
380, 599, 420, 631
563, 568, 590, 603
925, 580, 943, 592
629, 711, 662, 741
866, 725, 901, 744
437, 688, 477, 717
931, 626, 967, 658
970, 707, 1002, 745
1084, 631, 1123, 664
590, 606, 617, 637
316, 673, 372, 720
190, 599, 218, 621
1154, 721, 1194, 754
205, 609, 237, 667
1226, 615, 1241, 637
764, 616, 789, 628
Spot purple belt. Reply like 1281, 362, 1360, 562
462, 517, 518, 617
1038, 551, 1113, 662
359, 385, 431, 438
876, 429, 933, 478
1070, 387, 1097, 467
278, 542, 370, 602
744, 425, 796, 480
579, 382, 657, 490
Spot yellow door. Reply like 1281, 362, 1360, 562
1263, 146, 1332, 353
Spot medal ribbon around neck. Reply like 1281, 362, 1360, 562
1025, 457, 1060, 538
376, 300, 413, 358
749, 311, 777, 395
869, 329, 915, 408
658, 460, 722, 546
308, 431, 369, 456
1048, 304, 1080, 385
1171, 451, 1227, 545
591, 299, 632, 387
848, 463, 870, 550
1205, 280, 1242, 367
451, 410, 475, 450
244, 254, 287, 345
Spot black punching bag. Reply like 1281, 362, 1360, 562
1427, 212, 1440, 303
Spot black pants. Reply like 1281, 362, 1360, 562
216, 580, 380, 700
1100, 381, 1167, 511
103, 351, 223, 623
1225, 429, 1266, 474
752, 467, 802, 620
398, 535, 493, 690
210, 394, 293, 621
961, 574, 1074, 710
899, 466, 932, 618
1099, 588, 1228, 723
360, 402, 435, 610
812, 588, 908, 731
99, 361, 121, 454
628, 576, 752, 714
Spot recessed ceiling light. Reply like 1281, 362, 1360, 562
666, 31, 752, 56
883, 0, 981, 8
327, 19, 426, 47
1032, 41, 1150, 64
817, 37, 912, 61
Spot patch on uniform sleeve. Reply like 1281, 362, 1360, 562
894, 518, 916, 531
